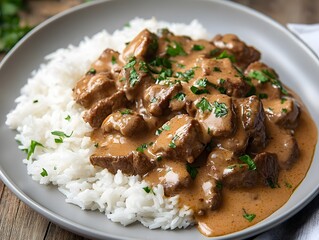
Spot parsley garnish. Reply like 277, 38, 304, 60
111, 55, 117, 65
40, 168, 48, 177
248, 70, 269, 83
186, 163, 198, 180
190, 86, 209, 95
136, 143, 148, 153
213, 101, 228, 117
213, 67, 221, 72
65, 115, 71, 121
176, 63, 185, 68
156, 156, 163, 161
155, 124, 171, 135
129, 68, 139, 87
196, 98, 213, 112
216, 50, 236, 62
175, 69, 194, 82
282, 108, 288, 113
243, 208, 256, 222
119, 109, 132, 115
26, 140, 44, 160
285, 182, 292, 189
239, 155, 256, 170
33, 100, 38, 103
258, 93, 268, 99
94, 143, 99, 148
51, 131, 73, 144
166, 41, 187, 57
216, 180, 223, 190
124, 57, 136, 69
209, 48, 221, 57
169, 135, 179, 148
88, 68, 96, 74
281, 98, 287, 104
192, 44, 205, 51
143, 186, 155, 194
172, 92, 186, 101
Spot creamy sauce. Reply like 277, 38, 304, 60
73, 29, 318, 236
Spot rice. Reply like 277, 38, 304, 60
6, 18, 209, 230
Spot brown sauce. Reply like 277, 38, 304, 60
73, 28, 318, 236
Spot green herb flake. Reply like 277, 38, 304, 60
209, 48, 221, 57
169, 135, 179, 148
196, 78, 209, 88
196, 98, 213, 112
51, 131, 73, 144
248, 70, 269, 83
124, 57, 136, 69
129, 68, 139, 87
136, 143, 148, 153
143, 186, 155, 194
186, 163, 199, 180
216, 181, 223, 190
88, 68, 96, 75
166, 41, 187, 57
119, 109, 132, 115
192, 44, 205, 51
267, 178, 279, 189
207, 127, 211, 134
285, 182, 292, 189
176, 63, 185, 68
94, 143, 99, 148
282, 108, 288, 113
239, 154, 256, 171
40, 168, 48, 177
216, 50, 236, 62
213, 101, 228, 118
150, 97, 158, 103
281, 98, 287, 104
33, 100, 38, 103
156, 156, 163, 161
172, 92, 186, 101
213, 67, 221, 72
190, 86, 209, 95
175, 69, 194, 82
124, 22, 131, 28
111, 55, 117, 65
65, 115, 71, 121
243, 208, 256, 222
27, 140, 44, 160
258, 93, 268, 99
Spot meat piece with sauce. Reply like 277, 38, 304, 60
101, 109, 147, 136
151, 115, 210, 163
90, 150, 156, 176
212, 34, 261, 70
83, 91, 128, 128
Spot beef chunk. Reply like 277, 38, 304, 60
200, 58, 250, 97
91, 48, 122, 74
90, 150, 155, 176
245, 62, 282, 100
169, 92, 186, 112
194, 94, 235, 137
159, 161, 192, 196
83, 91, 128, 128
212, 34, 261, 69
143, 83, 182, 116
101, 110, 147, 136
263, 97, 300, 129
277, 135, 299, 170
151, 115, 209, 163
122, 29, 158, 62
201, 178, 222, 211
73, 72, 117, 108
254, 152, 279, 187
238, 95, 267, 153
222, 152, 279, 189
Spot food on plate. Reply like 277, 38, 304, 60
6, 18, 317, 237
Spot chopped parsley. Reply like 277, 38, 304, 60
119, 109, 132, 115
166, 41, 187, 57
26, 140, 44, 160
64, 115, 71, 121
143, 186, 155, 194
207, 127, 211, 134
129, 68, 139, 87
216, 50, 236, 62
150, 57, 172, 69
285, 182, 292, 189
216, 180, 223, 190
282, 108, 288, 113
150, 97, 158, 103
192, 44, 205, 51
239, 155, 256, 171
124, 22, 131, 28
186, 163, 198, 180
213, 67, 221, 72
267, 178, 279, 189
169, 135, 179, 148
176, 63, 185, 68
175, 69, 194, 82
258, 93, 268, 99
94, 143, 99, 148
124, 57, 136, 69
172, 92, 186, 101
88, 68, 96, 74
196, 78, 209, 87
33, 100, 38, 103
196, 98, 213, 112
155, 124, 171, 135
40, 168, 48, 177
51, 131, 73, 144
248, 70, 269, 83
281, 98, 287, 104
209, 48, 221, 57
190, 86, 209, 95
156, 156, 163, 161
242, 208, 256, 222
213, 101, 228, 117
136, 143, 148, 153
111, 55, 117, 65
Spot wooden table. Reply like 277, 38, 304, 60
1, 0, 319, 239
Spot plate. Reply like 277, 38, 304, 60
1, 0, 319, 239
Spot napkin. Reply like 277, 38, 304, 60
287, 23, 319, 56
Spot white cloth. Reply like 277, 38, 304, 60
287, 23, 319, 56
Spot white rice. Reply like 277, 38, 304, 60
6, 18, 209, 230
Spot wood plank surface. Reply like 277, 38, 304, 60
1, 0, 318, 240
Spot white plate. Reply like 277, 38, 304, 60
1, 0, 319, 239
